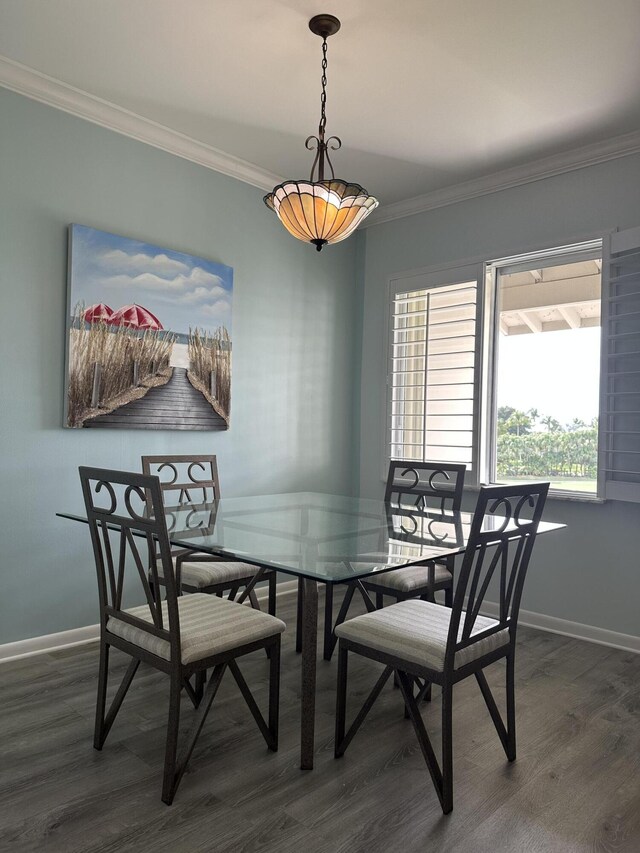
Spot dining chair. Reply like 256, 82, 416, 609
80, 466, 285, 805
320, 461, 466, 661
334, 481, 549, 814
141, 455, 277, 616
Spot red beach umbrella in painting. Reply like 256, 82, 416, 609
109, 304, 163, 330
83, 303, 113, 323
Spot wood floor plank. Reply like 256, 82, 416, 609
0, 591, 638, 852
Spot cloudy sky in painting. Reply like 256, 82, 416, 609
69, 225, 233, 336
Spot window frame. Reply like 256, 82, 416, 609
485, 238, 604, 501
384, 235, 613, 502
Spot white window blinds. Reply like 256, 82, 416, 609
601, 226, 640, 502
389, 280, 479, 471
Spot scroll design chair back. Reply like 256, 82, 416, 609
142, 454, 220, 507
80, 466, 284, 804
384, 460, 466, 512
141, 454, 277, 616
320, 460, 466, 662
334, 481, 549, 814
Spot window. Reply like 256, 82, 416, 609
387, 229, 640, 502
489, 243, 602, 497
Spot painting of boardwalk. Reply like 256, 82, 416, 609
65, 225, 232, 430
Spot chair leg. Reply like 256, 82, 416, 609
403, 676, 413, 719
334, 643, 348, 756
506, 651, 516, 761
375, 592, 384, 610
444, 585, 453, 608
194, 669, 206, 705
326, 583, 357, 662
161, 672, 182, 805
295, 577, 304, 653
268, 572, 277, 617
441, 683, 454, 814
415, 677, 432, 703
323, 584, 334, 661
403, 677, 432, 714
163, 663, 227, 805
269, 637, 281, 749
229, 656, 279, 751
182, 676, 200, 709
475, 668, 510, 759
336, 661, 393, 757
396, 670, 451, 814
95, 651, 140, 750
94, 640, 110, 749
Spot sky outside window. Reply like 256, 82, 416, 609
497, 326, 600, 427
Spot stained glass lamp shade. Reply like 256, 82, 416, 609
264, 179, 378, 251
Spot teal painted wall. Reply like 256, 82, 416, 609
357, 155, 640, 639
2, 85, 638, 647
0, 89, 358, 644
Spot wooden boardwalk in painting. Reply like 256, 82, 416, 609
84, 368, 227, 430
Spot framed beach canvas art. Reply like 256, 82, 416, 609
65, 225, 232, 430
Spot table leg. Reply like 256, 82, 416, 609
300, 578, 318, 770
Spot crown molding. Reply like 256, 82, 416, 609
365, 128, 640, 227
0, 55, 283, 192
2, 54, 639, 223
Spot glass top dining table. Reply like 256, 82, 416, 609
59, 490, 564, 770
141, 490, 563, 582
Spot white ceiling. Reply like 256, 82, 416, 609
2, 0, 640, 207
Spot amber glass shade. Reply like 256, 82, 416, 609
264, 179, 378, 251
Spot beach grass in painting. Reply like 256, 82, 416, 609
65, 225, 233, 430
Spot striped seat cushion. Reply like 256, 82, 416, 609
107, 594, 285, 664
335, 599, 509, 672
365, 563, 452, 593
158, 558, 261, 589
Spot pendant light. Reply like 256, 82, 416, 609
263, 14, 378, 251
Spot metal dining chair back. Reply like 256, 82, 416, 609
141, 454, 220, 507
80, 465, 180, 654
384, 460, 466, 512
444, 481, 549, 668
79, 465, 284, 805
141, 453, 278, 621
321, 461, 467, 661
334, 481, 550, 814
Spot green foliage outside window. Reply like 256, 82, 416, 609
496, 408, 598, 479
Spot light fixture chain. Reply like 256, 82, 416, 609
319, 36, 328, 140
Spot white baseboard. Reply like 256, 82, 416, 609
479, 601, 640, 655
1, 579, 637, 663
0, 623, 101, 663
0, 580, 300, 665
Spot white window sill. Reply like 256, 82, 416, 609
378, 476, 604, 503
474, 483, 604, 504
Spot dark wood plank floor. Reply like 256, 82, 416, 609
1, 590, 639, 852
